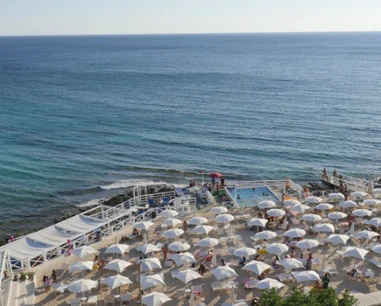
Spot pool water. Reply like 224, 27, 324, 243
226, 186, 279, 207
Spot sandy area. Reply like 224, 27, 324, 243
32, 204, 381, 306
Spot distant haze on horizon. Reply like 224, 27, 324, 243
1, 0, 381, 36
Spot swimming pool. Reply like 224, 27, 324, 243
226, 186, 280, 207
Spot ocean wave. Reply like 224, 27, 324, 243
121, 165, 200, 176
76, 198, 103, 208
100, 179, 168, 190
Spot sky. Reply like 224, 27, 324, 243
1, 0, 381, 36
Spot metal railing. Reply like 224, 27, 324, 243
319, 172, 366, 190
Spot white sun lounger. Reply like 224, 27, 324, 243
369, 258, 381, 269
211, 281, 227, 293
51, 283, 68, 295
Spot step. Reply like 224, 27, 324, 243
10, 279, 19, 306
1, 278, 13, 306
16, 279, 26, 306
24, 280, 35, 306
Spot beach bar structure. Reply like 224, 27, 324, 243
0, 187, 196, 275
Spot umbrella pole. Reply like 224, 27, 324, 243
138, 263, 143, 306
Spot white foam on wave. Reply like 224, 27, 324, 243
76, 198, 103, 208
100, 179, 168, 190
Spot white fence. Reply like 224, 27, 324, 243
0, 189, 195, 273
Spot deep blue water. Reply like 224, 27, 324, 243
1, 33, 381, 237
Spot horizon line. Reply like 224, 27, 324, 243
1, 30, 381, 38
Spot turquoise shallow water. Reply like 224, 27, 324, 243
1, 33, 381, 238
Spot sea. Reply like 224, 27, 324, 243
1, 32, 381, 239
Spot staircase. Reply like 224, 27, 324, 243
4, 278, 35, 306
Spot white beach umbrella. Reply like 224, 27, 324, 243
188, 216, 208, 225
351, 191, 367, 199
159, 210, 178, 218
168, 241, 190, 252
353, 209, 372, 217
104, 244, 129, 255
315, 203, 334, 211
134, 221, 154, 231
101, 275, 133, 290
142, 292, 171, 306
139, 258, 162, 272
278, 258, 305, 270
233, 247, 257, 257
104, 259, 132, 273
258, 200, 276, 209
329, 193, 345, 201
325, 234, 349, 246
253, 231, 277, 240
292, 271, 320, 283
363, 199, 381, 206
266, 243, 289, 255
353, 230, 380, 240
136, 244, 161, 255
253, 278, 285, 290
174, 269, 203, 284
313, 223, 335, 233
198, 238, 219, 248
162, 229, 184, 239
369, 218, 381, 228
69, 261, 93, 273
301, 214, 322, 222
284, 199, 301, 207
163, 218, 182, 227
215, 213, 235, 223
306, 196, 323, 204
328, 212, 347, 220
72, 246, 98, 259
370, 244, 381, 254
340, 247, 369, 260
140, 274, 165, 290
267, 209, 285, 217
284, 228, 306, 238
210, 206, 228, 214
173, 252, 196, 266
289, 204, 311, 213
248, 218, 268, 227
211, 266, 238, 281
339, 201, 357, 209
190, 225, 215, 235
68, 279, 97, 294
295, 239, 319, 250
242, 260, 272, 275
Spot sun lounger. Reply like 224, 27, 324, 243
104, 295, 115, 306
51, 283, 68, 295
369, 258, 381, 269
70, 298, 81, 306
177, 289, 186, 300
191, 284, 204, 296
120, 293, 132, 305
87, 295, 98, 306
242, 278, 258, 289
211, 281, 227, 293
276, 273, 294, 282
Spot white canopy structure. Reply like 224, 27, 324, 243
0, 186, 193, 271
